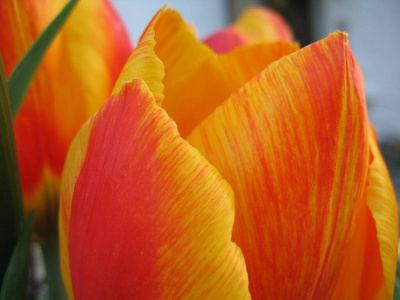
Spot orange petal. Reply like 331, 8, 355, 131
204, 6, 293, 54
150, 9, 298, 137
0, 0, 132, 240
187, 32, 370, 298
59, 80, 250, 299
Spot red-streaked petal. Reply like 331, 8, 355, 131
0, 0, 132, 239
60, 80, 250, 299
204, 6, 293, 54
187, 32, 370, 298
332, 124, 398, 299
151, 9, 298, 137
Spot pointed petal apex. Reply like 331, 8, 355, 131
112, 6, 165, 105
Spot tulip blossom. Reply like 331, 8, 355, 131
59, 6, 398, 299
0, 0, 132, 240
204, 6, 294, 54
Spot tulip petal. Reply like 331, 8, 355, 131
0, 0, 132, 240
366, 126, 398, 297
187, 32, 370, 298
59, 80, 250, 299
112, 6, 165, 105
203, 26, 250, 54
332, 124, 398, 299
204, 7, 294, 54
234, 7, 294, 43
59, 117, 94, 300
149, 9, 298, 137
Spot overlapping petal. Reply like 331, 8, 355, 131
59, 80, 250, 299
332, 124, 398, 299
117, 8, 298, 137
204, 6, 294, 54
0, 0, 132, 239
57, 4, 398, 299
366, 126, 398, 297
59, 116, 93, 299
203, 26, 249, 55
187, 32, 376, 298
158, 9, 297, 137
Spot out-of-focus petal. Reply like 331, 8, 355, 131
187, 32, 370, 298
59, 80, 251, 299
235, 7, 293, 43
203, 26, 249, 54
149, 9, 298, 137
0, 0, 132, 240
204, 6, 293, 54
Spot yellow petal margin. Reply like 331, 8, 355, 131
367, 125, 399, 298
188, 32, 372, 298
59, 117, 94, 300
59, 80, 250, 299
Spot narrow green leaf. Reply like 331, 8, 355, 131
394, 251, 400, 300
0, 54, 24, 286
42, 243, 68, 300
0, 211, 35, 300
7, 0, 79, 119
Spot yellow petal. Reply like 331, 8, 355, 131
367, 125, 399, 297
234, 6, 294, 43
112, 6, 165, 104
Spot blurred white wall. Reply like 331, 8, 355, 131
111, 0, 230, 43
310, 0, 400, 142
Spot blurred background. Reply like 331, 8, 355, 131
113, 0, 400, 203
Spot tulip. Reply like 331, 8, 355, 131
0, 0, 132, 240
59, 7, 398, 299
203, 6, 294, 54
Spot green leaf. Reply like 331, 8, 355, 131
0, 54, 24, 286
394, 250, 400, 300
0, 211, 35, 300
7, 0, 79, 119
42, 243, 68, 300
